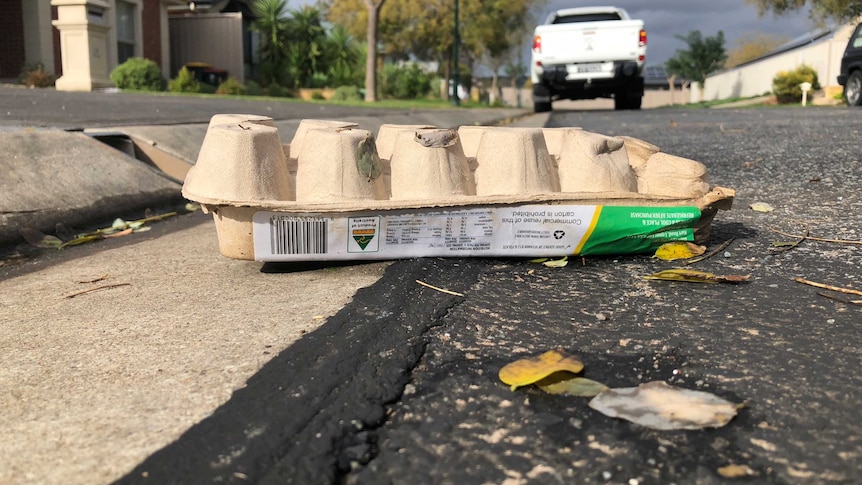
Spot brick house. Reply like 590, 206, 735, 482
1, 0, 253, 91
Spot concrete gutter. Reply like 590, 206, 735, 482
0, 107, 541, 247
0, 104, 546, 485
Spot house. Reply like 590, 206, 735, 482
695, 22, 857, 102
1, 0, 255, 91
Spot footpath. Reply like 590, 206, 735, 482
0, 85, 546, 484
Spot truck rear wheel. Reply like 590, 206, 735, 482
614, 91, 642, 110
534, 101, 552, 113
533, 84, 553, 113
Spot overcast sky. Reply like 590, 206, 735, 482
536, 0, 817, 66
295, 0, 818, 67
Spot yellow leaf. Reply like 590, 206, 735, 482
653, 242, 706, 261
543, 256, 568, 268
749, 202, 774, 212
645, 269, 751, 284
499, 349, 584, 390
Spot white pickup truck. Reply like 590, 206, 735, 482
530, 6, 647, 112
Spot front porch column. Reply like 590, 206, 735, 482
51, 0, 113, 91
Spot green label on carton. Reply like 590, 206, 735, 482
577, 206, 701, 255
252, 205, 704, 262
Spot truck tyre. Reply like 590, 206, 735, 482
845, 71, 862, 106
534, 100, 552, 113
533, 85, 553, 113
614, 91, 642, 110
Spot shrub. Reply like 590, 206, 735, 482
215, 77, 245, 95
310, 90, 326, 100
267, 83, 292, 97
773, 64, 820, 104
380, 63, 431, 99
330, 85, 362, 102
168, 67, 201, 93
245, 80, 263, 96
19, 62, 54, 88
308, 72, 330, 89
110, 57, 165, 91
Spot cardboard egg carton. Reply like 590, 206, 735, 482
182, 114, 734, 261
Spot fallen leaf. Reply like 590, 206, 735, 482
717, 464, 756, 478
59, 234, 103, 249
588, 381, 739, 430
528, 258, 549, 263
749, 202, 774, 212
499, 349, 584, 391
356, 134, 382, 180
543, 256, 568, 268
536, 375, 609, 397
645, 269, 751, 284
103, 228, 134, 238
19, 228, 62, 249
133, 226, 152, 233
185, 202, 201, 212
111, 218, 127, 230
414, 129, 459, 148
654, 241, 706, 261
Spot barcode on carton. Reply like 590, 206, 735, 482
270, 215, 328, 254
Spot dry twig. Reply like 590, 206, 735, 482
63, 283, 130, 299
769, 227, 862, 246
795, 277, 862, 297
816, 292, 862, 306
684, 238, 735, 265
75, 274, 109, 284
770, 226, 809, 254
416, 280, 464, 297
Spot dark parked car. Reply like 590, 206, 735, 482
838, 23, 862, 106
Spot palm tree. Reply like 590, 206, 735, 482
286, 5, 327, 88
251, 0, 289, 86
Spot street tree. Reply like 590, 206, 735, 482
327, 0, 546, 101
665, 30, 728, 100
746, 0, 862, 24
361, 0, 386, 101
725, 33, 789, 68
286, 5, 328, 88
468, 0, 542, 104
251, 0, 290, 86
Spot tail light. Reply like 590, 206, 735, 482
533, 35, 542, 53
639, 29, 647, 47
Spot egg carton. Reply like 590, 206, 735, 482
182, 114, 734, 261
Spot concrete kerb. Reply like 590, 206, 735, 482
0, 108, 541, 248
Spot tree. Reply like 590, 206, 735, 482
746, 0, 862, 24
362, 0, 386, 101
325, 25, 365, 87
468, 0, 543, 104
327, 0, 547, 101
665, 31, 727, 100
251, 0, 290, 86
725, 33, 789, 68
285, 5, 328, 88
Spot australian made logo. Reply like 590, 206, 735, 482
348, 216, 380, 252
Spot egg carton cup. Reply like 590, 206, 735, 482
183, 114, 735, 261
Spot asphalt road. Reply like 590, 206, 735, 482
112, 107, 861, 484
0, 84, 458, 129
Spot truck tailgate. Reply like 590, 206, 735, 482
535, 20, 643, 64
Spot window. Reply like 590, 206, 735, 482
552, 13, 622, 24
853, 25, 862, 49
116, 0, 136, 64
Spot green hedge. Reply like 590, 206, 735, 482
773, 65, 820, 104
110, 57, 165, 91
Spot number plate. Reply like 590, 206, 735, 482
577, 63, 604, 73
